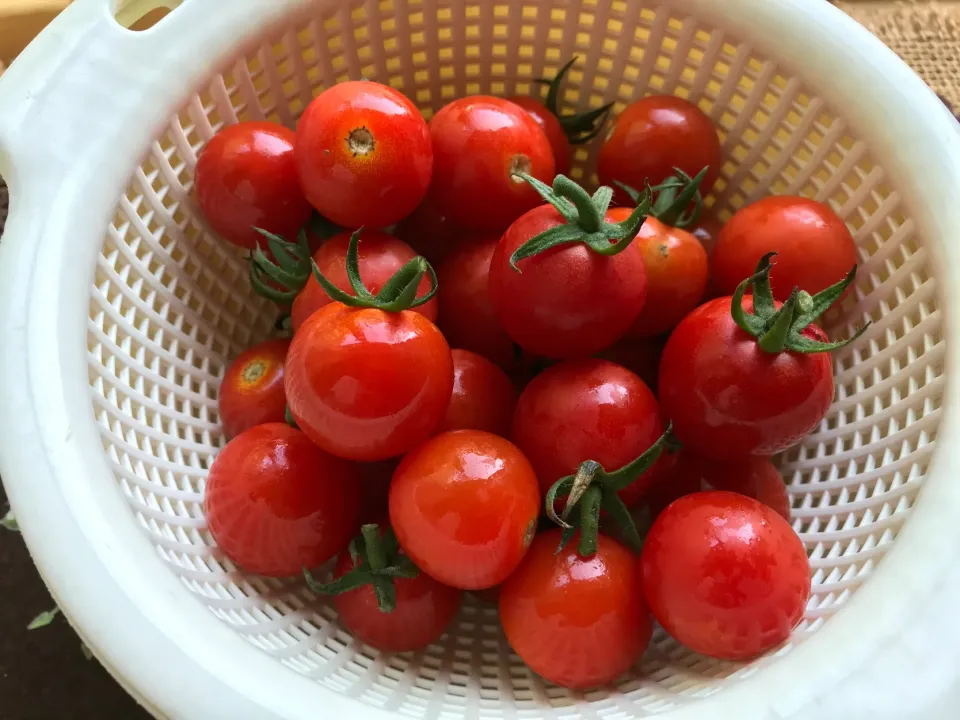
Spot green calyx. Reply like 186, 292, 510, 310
545, 426, 681, 557
304, 524, 419, 614
617, 166, 708, 229
535, 56, 614, 145
510, 173, 653, 271
732, 252, 870, 353
249, 227, 313, 305
312, 229, 438, 312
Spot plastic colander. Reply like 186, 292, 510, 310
2, 0, 960, 718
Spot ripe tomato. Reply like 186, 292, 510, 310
393, 197, 464, 265
711, 196, 858, 300
218, 338, 289, 439
435, 349, 517, 436
641, 491, 810, 659
598, 95, 722, 205
295, 81, 432, 229
436, 237, 516, 369
389, 430, 540, 589
290, 230, 438, 331
428, 96, 555, 232
508, 96, 572, 176
195, 121, 312, 250
205, 423, 360, 576
499, 530, 652, 689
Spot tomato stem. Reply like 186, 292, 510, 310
617, 166, 707, 228
534, 56, 615, 145
249, 227, 314, 304
284, 406, 299, 429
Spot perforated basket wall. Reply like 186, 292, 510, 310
88, 0, 940, 716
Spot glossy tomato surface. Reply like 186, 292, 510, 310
290, 230, 438, 331
489, 205, 647, 358
218, 338, 290, 439
436, 349, 517, 436
389, 430, 540, 589
598, 96, 722, 205
499, 530, 652, 689
511, 359, 669, 506
659, 296, 835, 460
205, 423, 361, 576
295, 81, 432, 229
428, 96, 555, 232
641, 491, 810, 660
507, 96, 572, 176
711, 196, 858, 300
285, 303, 454, 461
195, 121, 312, 250
437, 236, 516, 369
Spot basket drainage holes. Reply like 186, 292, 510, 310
114, 0, 182, 32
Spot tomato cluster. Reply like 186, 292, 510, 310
200, 60, 866, 689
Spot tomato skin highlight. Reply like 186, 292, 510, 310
218, 338, 290, 439
641, 491, 810, 660
285, 303, 454, 461
205, 423, 361, 577
499, 530, 652, 690
330, 542, 462, 652
428, 96, 555, 232
290, 230, 438, 332
598, 96, 722, 206
658, 296, 835, 460
389, 430, 540, 590
489, 205, 647, 359
295, 81, 432, 229
195, 121, 313, 250
436, 349, 517, 436
507, 96, 572, 176
711, 196, 858, 301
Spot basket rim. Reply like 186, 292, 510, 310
1, 0, 960, 718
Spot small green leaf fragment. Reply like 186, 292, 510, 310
27, 607, 60, 630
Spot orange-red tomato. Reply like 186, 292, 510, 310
507, 96, 572, 176
217, 338, 290, 439
389, 430, 540, 590
290, 230, 438, 331
195, 121, 313, 250
295, 81, 432, 229
499, 530, 653, 690
205, 423, 360, 576
435, 349, 517, 436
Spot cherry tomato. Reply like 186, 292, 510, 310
295, 81, 432, 229
598, 96, 722, 206
489, 204, 647, 358
511, 359, 669, 506
596, 335, 665, 391
393, 197, 464, 265
641, 491, 810, 659
499, 530, 652, 689
218, 338, 289, 439
711, 196, 858, 301
436, 237, 516, 369
290, 230, 438, 331
507, 96, 572, 176
205, 423, 360, 576
195, 121, 313, 250
435, 349, 517, 436
428, 96, 555, 232
389, 430, 540, 589
285, 303, 453, 461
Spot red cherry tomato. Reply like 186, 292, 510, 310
195, 122, 313, 250
389, 430, 540, 589
435, 349, 517, 436
393, 197, 464, 265
659, 296, 835, 460
205, 423, 360, 576
507, 96, 572, 176
641, 491, 810, 659
295, 81, 432, 229
499, 530, 652, 689
428, 96, 555, 232
711, 196, 858, 301
285, 303, 453, 461
290, 230, 438, 331
489, 204, 647, 358
598, 96, 722, 206
436, 237, 516, 369
218, 338, 289, 439
511, 359, 669, 506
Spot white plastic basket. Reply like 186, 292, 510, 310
2, 0, 960, 718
